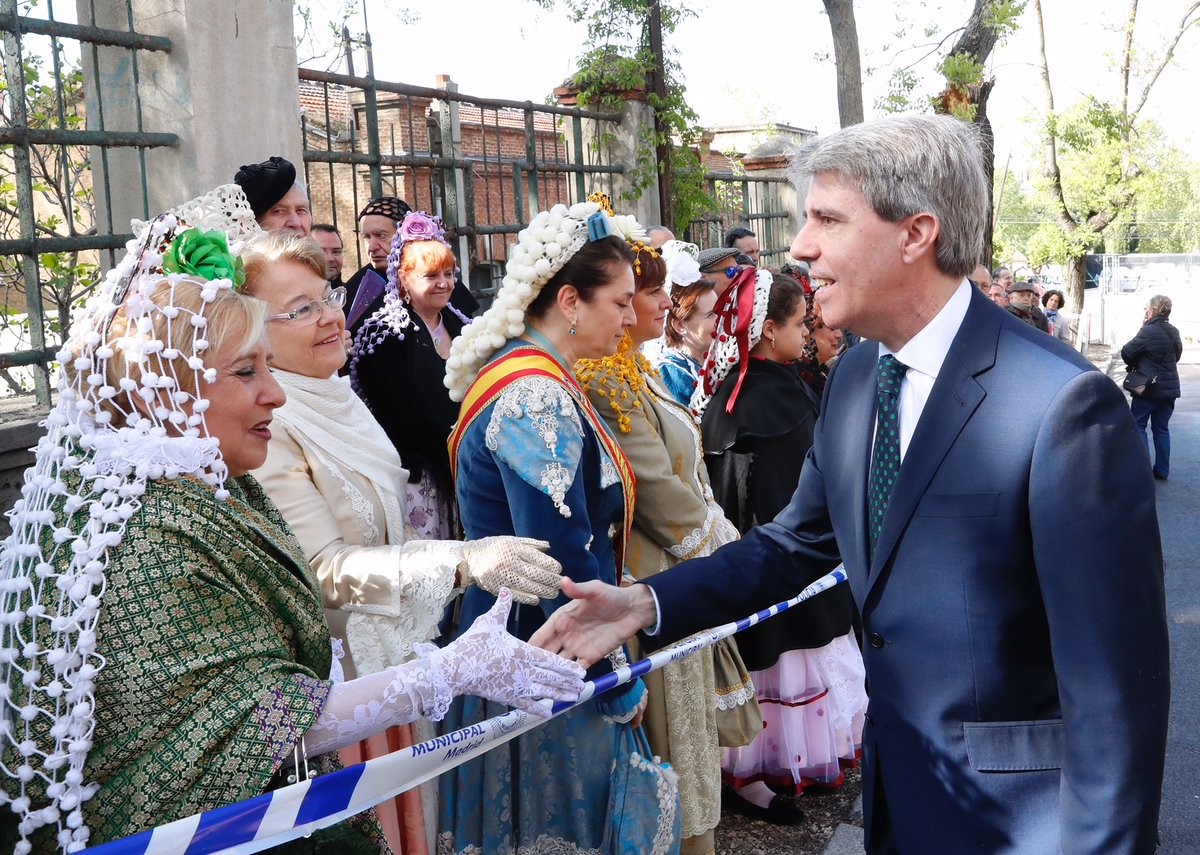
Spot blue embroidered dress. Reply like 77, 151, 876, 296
654, 349, 702, 408
438, 337, 678, 855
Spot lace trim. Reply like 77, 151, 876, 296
306, 441, 380, 547
539, 461, 573, 519
485, 376, 581, 456
599, 457, 619, 489
667, 503, 718, 561
486, 376, 584, 519
631, 750, 681, 855
437, 832, 603, 855
714, 681, 757, 710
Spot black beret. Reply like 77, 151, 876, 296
234, 156, 297, 218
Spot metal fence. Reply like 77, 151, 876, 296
0, 0, 176, 404
298, 41, 628, 301
686, 171, 797, 269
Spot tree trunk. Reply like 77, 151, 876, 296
822, 0, 864, 127
935, 0, 1005, 267
647, 0, 674, 227
1064, 255, 1088, 322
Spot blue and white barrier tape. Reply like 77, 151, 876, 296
83, 565, 846, 854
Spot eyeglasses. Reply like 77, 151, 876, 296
702, 266, 739, 280
266, 287, 347, 324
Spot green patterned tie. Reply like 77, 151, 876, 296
868, 354, 908, 559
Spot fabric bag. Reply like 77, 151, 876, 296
604, 724, 682, 855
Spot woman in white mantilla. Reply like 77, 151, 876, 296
438, 199, 680, 855
0, 187, 583, 855
240, 230, 566, 854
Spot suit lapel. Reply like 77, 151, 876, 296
865, 290, 1000, 600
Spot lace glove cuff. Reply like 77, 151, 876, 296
458, 536, 563, 605
410, 642, 454, 722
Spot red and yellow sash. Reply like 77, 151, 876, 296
448, 345, 637, 570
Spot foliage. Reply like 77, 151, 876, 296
994, 112, 1200, 270
535, 0, 713, 233
0, 49, 98, 394
874, 1, 1025, 116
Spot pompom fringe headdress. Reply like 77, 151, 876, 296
690, 267, 774, 417
444, 193, 642, 402
0, 185, 261, 853
349, 210, 470, 399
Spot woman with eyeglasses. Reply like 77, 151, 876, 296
241, 231, 565, 854
349, 212, 473, 541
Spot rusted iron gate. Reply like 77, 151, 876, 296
687, 172, 796, 269
298, 62, 626, 299
0, 0, 176, 405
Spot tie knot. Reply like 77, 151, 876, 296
877, 354, 907, 394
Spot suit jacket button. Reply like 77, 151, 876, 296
868, 632, 885, 649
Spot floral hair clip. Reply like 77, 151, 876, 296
163, 228, 246, 289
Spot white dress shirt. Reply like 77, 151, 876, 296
878, 279, 973, 461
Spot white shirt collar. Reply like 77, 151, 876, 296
879, 279, 973, 382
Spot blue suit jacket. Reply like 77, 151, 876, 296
645, 287, 1170, 854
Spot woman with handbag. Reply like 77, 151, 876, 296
1120, 294, 1183, 480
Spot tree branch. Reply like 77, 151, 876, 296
1131, 0, 1200, 118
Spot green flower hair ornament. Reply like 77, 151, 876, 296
161, 227, 246, 288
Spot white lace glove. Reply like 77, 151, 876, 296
301, 589, 585, 757
424, 587, 585, 716
458, 536, 563, 605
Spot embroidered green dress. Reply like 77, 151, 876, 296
2, 474, 384, 853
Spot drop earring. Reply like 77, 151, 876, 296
569, 315, 577, 336
769, 336, 776, 351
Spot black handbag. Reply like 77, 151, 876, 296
1123, 367, 1157, 396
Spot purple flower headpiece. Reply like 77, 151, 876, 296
386, 210, 452, 293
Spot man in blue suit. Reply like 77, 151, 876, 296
532, 114, 1170, 854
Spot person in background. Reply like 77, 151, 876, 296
1006, 281, 1049, 331
696, 271, 865, 824
345, 197, 479, 335
311, 223, 346, 287
351, 212, 472, 539
344, 196, 412, 332
234, 155, 313, 236
1121, 293, 1183, 481
725, 226, 761, 266
242, 230, 564, 854
991, 266, 1013, 293
697, 246, 741, 297
969, 263, 991, 291
1042, 289, 1072, 344
647, 224, 676, 248
656, 241, 717, 406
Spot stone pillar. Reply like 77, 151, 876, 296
78, 0, 302, 235
554, 87, 662, 228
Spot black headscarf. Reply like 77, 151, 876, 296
357, 196, 411, 223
